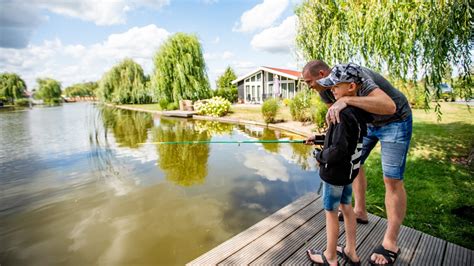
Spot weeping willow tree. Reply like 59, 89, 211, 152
36, 78, 62, 103
97, 58, 152, 104
152, 33, 211, 105
296, 0, 472, 112
0, 72, 27, 103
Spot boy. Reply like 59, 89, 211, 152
306, 63, 369, 266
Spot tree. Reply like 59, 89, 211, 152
0, 72, 27, 103
152, 33, 211, 105
97, 58, 151, 104
64, 81, 98, 97
36, 78, 61, 103
295, 0, 472, 109
215, 66, 238, 103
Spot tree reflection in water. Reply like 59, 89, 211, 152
152, 119, 211, 186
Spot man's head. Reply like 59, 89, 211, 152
317, 63, 363, 100
302, 60, 331, 92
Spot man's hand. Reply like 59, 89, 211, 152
304, 135, 315, 145
326, 97, 348, 124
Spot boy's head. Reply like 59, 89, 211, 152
317, 63, 363, 100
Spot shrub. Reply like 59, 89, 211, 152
261, 98, 280, 123
215, 87, 238, 103
310, 94, 328, 131
166, 102, 178, 110
289, 89, 312, 122
14, 98, 30, 107
194, 96, 231, 117
159, 98, 169, 110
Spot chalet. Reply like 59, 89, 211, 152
231, 66, 304, 104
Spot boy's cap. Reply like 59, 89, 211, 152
317, 63, 363, 87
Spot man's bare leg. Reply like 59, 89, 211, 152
352, 166, 368, 220
371, 177, 406, 264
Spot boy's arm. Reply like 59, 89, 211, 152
316, 112, 356, 164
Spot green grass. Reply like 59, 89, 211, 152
364, 103, 474, 249
228, 104, 293, 122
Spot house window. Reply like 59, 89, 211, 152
288, 82, 295, 99
281, 77, 287, 81
257, 85, 261, 102
245, 78, 249, 83
252, 85, 255, 102
269, 84, 273, 97
251, 75, 255, 82
281, 83, 287, 98
246, 85, 250, 101
267, 73, 273, 82
256, 73, 261, 81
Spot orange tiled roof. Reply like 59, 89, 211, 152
264, 66, 301, 78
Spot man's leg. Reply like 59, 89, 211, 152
352, 166, 368, 220
371, 177, 406, 264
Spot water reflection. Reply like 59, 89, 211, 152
152, 119, 211, 186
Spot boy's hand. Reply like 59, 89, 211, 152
304, 136, 315, 145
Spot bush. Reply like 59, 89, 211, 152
289, 89, 312, 122
310, 94, 328, 131
215, 87, 238, 103
261, 98, 280, 123
194, 96, 231, 117
14, 98, 30, 107
166, 102, 178, 110
159, 98, 169, 110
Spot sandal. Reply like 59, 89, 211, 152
368, 244, 401, 265
336, 246, 361, 266
338, 211, 369, 224
306, 248, 339, 266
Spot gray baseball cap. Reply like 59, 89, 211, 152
317, 63, 363, 87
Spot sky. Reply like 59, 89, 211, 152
0, 0, 304, 90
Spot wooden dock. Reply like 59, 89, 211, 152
187, 193, 473, 265
162, 110, 197, 118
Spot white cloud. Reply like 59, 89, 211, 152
251, 15, 297, 53
0, 24, 170, 89
233, 0, 289, 33
35, 0, 170, 26
212, 36, 220, 44
243, 152, 289, 182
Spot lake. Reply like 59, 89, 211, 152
0, 103, 321, 265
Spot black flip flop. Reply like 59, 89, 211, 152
306, 248, 339, 266
336, 245, 361, 266
368, 244, 401, 265
338, 211, 369, 224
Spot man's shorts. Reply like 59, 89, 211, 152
360, 115, 413, 180
322, 181, 352, 211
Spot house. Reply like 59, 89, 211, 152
231, 66, 304, 104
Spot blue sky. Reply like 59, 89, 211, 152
0, 0, 303, 90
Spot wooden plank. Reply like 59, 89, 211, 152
442, 242, 473, 266
411, 233, 446, 266
219, 198, 324, 265
396, 225, 422, 265
249, 206, 326, 265
187, 192, 318, 266
356, 217, 388, 263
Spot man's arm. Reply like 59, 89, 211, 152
326, 88, 396, 124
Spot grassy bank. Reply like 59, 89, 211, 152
364, 103, 473, 249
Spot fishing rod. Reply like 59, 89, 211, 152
140, 139, 324, 145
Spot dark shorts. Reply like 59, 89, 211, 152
360, 115, 413, 180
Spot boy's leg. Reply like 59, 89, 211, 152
352, 166, 368, 220
324, 209, 339, 263
340, 184, 360, 262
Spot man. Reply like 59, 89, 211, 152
303, 60, 412, 265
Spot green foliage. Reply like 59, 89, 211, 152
194, 96, 231, 117
392, 79, 429, 109
0, 72, 27, 103
282, 98, 290, 106
152, 33, 211, 105
295, 0, 472, 105
64, 82, 98, 97
166, 102, 179, 110
261, 98, 280, 123
36, 77, 62, 103
310, 94, 328, 130
97, 58, 151, 104
193, 120, 234, 136
289, 89, 312, 122
215, 66, 238, 103
159, 98, 169, 110
14, 98, 30, 107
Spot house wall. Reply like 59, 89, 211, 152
237, 81, 244, 102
